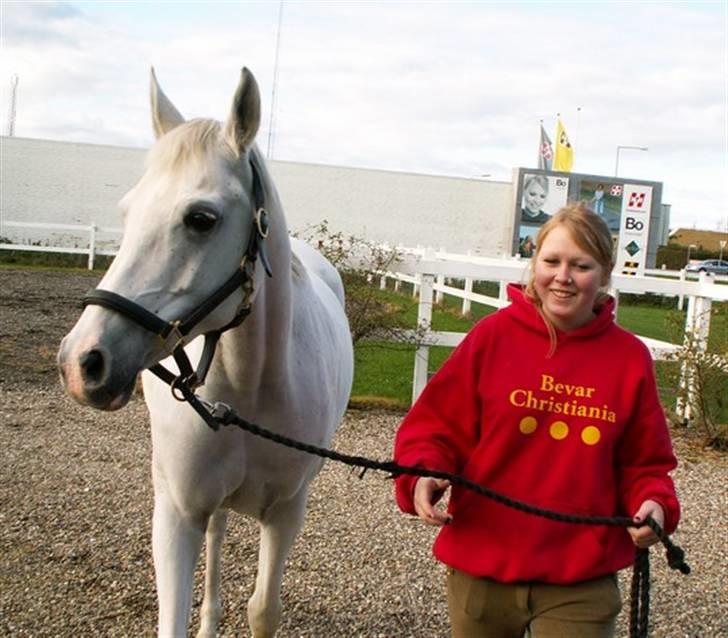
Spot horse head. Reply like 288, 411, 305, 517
58, 68, 271, 410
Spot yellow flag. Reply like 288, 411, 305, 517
553, 118, 574, 172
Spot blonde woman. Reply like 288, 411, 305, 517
394, 204, 679, 638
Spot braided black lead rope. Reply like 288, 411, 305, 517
186, 393, 690, 637
631, 548, 650, 638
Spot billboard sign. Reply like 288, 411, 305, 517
616, 184, 653, 275
512, 168, 663, 269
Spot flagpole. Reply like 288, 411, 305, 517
538, 119, 543, 169
575, 106, 581, 169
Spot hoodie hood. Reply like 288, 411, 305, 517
505, 283, 615, 341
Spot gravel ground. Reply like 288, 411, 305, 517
1, 268, 726, 637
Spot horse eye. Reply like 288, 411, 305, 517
184, 209, 218, 233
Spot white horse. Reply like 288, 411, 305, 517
58, 67, 354, 638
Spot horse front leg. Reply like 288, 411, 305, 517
197, 509, 228, 638
247, 487, 309, 638
152, 491, 206, 638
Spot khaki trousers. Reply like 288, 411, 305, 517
446, 568, 622, 638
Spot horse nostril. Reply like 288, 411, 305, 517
80, 349, 106, 384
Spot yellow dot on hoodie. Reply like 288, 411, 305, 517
582, 426, 601, 445
550, 421, 569, 440
519, 416, 538, 434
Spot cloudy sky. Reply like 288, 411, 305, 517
2, 1, 727, 232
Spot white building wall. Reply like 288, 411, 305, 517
1, 136, 514, 255
270, 160, 513, 254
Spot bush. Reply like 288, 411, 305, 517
293, 221, 423, 346
664, 308, 728, 449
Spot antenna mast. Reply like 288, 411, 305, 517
267, 1, 284, 159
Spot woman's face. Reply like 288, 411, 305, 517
533, 225, 607, 332
523, 181, 547, 214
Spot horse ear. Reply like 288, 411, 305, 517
150, 67, 185, 139
224, 67, 261, 154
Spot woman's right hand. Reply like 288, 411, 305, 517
413, 477, 453, 526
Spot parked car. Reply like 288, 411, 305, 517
685, 259, 728, 275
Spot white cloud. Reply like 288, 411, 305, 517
1, 0, 726, 231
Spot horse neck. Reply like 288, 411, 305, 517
216, 148, 293, 390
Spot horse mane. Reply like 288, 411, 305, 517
146, 119, 234, 171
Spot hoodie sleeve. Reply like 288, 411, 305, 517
393, 320, 489, 515
615, 344, 680, 533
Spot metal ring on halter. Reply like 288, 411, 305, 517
170, 374, 199, 401
170, 377, 188, 402
255, 208, 269, 238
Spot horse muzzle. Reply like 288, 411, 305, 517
58, 334, 138, 411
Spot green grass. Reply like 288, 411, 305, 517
352, 343, 453, 410
0, 250, 112, 272
616, 305, 682, 344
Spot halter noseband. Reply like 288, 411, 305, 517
82, 158, 272, 404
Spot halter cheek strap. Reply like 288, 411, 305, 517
82, 158, 272, 404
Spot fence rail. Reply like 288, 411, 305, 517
0, 221, 123, 270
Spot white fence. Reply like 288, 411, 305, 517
2, 221, 726, 420
381, 248, 727, 420
0, 221, 122, 270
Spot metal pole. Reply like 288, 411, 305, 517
7, 74, 19, 136
266, 1, 284, 160
615, 145, 648, 176
574, 106, 581, 166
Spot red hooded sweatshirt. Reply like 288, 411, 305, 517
394, 285, 679, 584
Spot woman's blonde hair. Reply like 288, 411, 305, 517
525, 203, 615, 354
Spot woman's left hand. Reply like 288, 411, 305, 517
627, 500, 665, 548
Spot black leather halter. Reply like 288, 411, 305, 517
82, 158, 272, 398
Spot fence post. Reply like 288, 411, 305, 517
88, 223, 97, 270
435, 273, 445, 304
413, 273, 421, 298
412, 253, 435, 405
462, 277, 473, 315
677, 268, 686, 311
676, 272, 713, 423
462, 250, 472, 315
435, 246, 446, 304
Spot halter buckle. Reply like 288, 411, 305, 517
160, 320, 186, 354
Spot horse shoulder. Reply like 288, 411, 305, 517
288, 238, 353, 395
